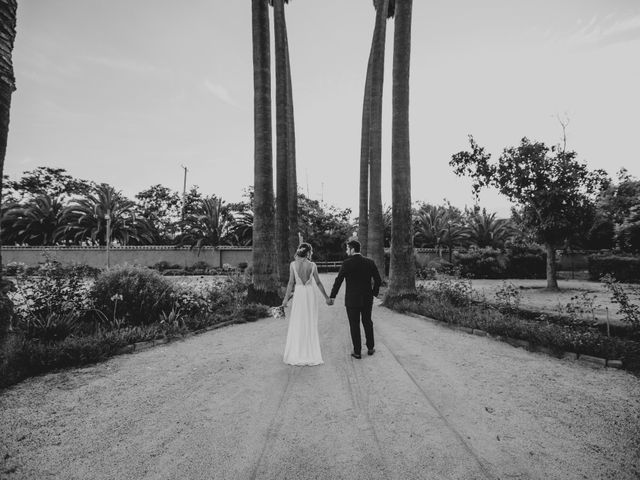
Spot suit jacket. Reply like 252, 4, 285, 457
330, 254, 382, 308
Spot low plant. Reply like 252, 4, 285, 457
22, 311, 80, 342
494, 281, 521, 312
601, 274, 640, 331
561, 291, 601, 325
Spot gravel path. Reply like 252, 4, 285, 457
1, 275, 639, 479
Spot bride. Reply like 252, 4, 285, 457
282, 243, 330, 366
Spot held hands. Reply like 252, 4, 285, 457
326, 297, 334, 306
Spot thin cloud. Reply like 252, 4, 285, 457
84, 55, 160, 74
571, 13, 640, 50
203, 80, 237, 107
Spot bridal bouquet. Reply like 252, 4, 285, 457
270, 306, 286, 318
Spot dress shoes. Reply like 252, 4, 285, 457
351, 352, 362, 359
367, 349, 375, 356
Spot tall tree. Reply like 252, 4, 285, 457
248, 0, 280, 305
388, 0, 416, 298
451, 136, 608, 289
0, 0, 18, 338
271, 0, 298, 285
365, 0, 393, 278
134, 184, 182, 243
4, 166, 94, 203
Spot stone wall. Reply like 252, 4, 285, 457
0, 246, 253, 269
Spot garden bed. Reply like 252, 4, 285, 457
388, 279, 640, 375
0, 264, 271, 390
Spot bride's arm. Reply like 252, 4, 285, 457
312, 263, 329, 300
282, 263, 295, 307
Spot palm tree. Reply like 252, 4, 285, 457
413, 204, 447, 248
364, 0, 394, 278
0, 0, 18, 338
271, 0, 298, 285
413, 204, 468, 261
388, 0, 416, 298
249, 0, 280, 305
1, 194, 66, 245
467, 208, 514, 249
178, 197, 235, 249
60, 184, 154, 246
229, 209, 254, 246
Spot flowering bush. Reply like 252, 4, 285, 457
494, 281, 522, 312
8, 263, 94, 340
170, 279, 217, 317
426, 278, 476, 307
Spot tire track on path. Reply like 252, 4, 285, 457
338, 333, 392, 480
249, 365, 300, 480
375, 330, 496, 479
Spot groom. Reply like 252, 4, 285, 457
328, 239, 382, 359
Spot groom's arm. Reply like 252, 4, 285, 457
371, 260, 382, 297
329, 262, 347, 299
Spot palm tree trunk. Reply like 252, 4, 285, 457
284, 22, 298, 264
0, 0, 18, 339
249, 0, 280, 305
388, 0, 416, 298
367, 0, 390, 279
358, 43, 374, 255
273, 0, 290, 285
545, 242, 559, 290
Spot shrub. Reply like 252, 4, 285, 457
5, 262, 27, 276
91, 265, 176, 325
454, 248, 506, 279
162, 268, 187, 276
505, 252, 546, 279
187, 261, 210, 273
9, 262, 94, 336
0, 281, 15, 341
151, 261, 182, 272
234, 303, 270, 322
206, 276, 250, 313
426, 278, 475, 307
588, 255, 640, 283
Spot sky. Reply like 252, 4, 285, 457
5, 0, 640, 218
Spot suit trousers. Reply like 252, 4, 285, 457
346, 305, 374, 354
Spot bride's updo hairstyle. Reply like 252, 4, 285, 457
295, 242, 312, 258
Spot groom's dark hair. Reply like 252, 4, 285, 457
347, 239, 361, 252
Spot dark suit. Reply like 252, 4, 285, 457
329, 253, 382, 354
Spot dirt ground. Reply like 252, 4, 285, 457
420, 277, 640, 325
1, 274, 639, 479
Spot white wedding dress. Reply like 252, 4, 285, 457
283, 261, 324, 366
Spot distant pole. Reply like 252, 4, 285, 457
181, 165, 188, 222
105, 209, 111, 268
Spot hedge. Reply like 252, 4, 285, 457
588, 255, 640, 283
